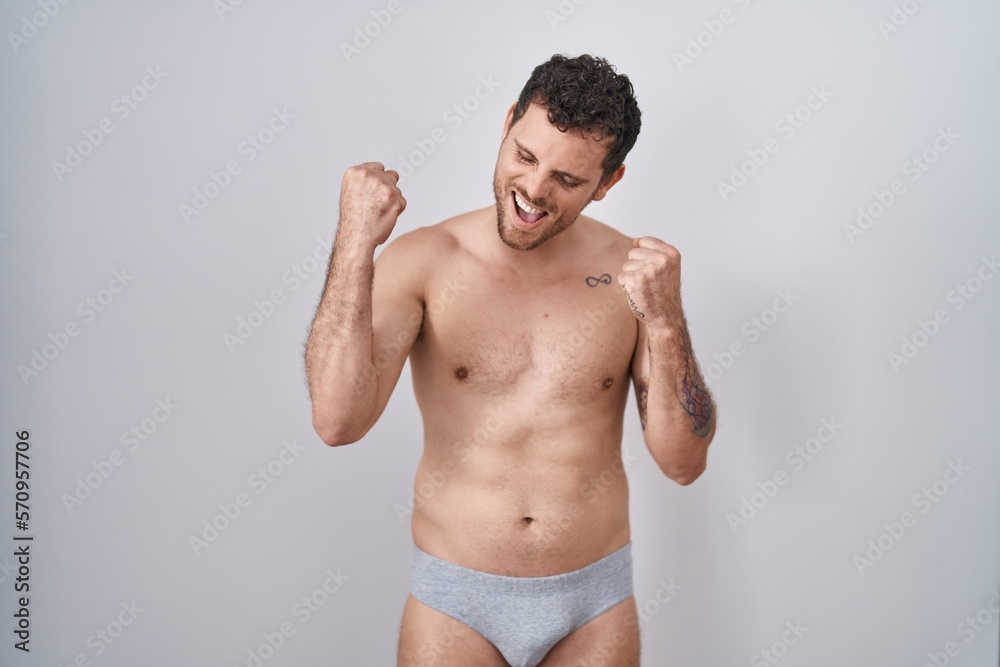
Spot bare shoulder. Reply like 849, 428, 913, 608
377, 223, 453, 263
578, 214, 635, 261
377, 208, 487, 263
374, 216, 463, 278
372, 210, 483, 300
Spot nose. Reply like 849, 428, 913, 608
519, 170, 549, 205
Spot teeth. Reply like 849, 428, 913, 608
514, 192, 544, 216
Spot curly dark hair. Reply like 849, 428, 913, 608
510, 54, 641, 184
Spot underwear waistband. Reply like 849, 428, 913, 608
411, 541, 632, 597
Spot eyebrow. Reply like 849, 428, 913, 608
513, 139, 588, 186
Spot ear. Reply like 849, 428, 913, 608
501, 103, 516, 141
591, 164, 626, 202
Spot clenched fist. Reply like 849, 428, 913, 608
617, 236, 684, 331
338, 162, 406, 249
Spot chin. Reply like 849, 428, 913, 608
493, 179, 569, 252
495, 206, 564, 252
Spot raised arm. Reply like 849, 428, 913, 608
305, 162, 423, 446
619, 236, 717, 485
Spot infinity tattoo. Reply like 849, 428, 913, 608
585, 274, 612, 287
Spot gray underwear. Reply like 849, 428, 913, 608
410, 541, 634, 667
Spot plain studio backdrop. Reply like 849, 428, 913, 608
2, 1, 999, 665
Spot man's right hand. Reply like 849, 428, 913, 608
338, 162, 406, 249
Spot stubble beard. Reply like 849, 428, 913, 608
492, 168, 574, 252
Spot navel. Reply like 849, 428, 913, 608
521, 516, 534, 526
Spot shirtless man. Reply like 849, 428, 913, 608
305, 54, 717, 667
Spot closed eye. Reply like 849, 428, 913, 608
512, 141, 584, 188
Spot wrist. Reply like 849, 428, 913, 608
334, 227, 379, 262
644, 320, 682, 340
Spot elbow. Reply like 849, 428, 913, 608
668, 427, 716, 485
315, 428, 359, 448
662, 459, 707, 486
310, 388, 380, 447
312, 413, 370, 447
668, 468, 703, 486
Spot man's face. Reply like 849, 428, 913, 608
493, 103, 622, 252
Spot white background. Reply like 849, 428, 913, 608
2, 0, 999, 665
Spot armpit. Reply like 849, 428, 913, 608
635, 376, 649, 430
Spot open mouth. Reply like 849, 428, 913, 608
511, 190, 548, 226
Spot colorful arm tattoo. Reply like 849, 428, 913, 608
677, 344, 714, 437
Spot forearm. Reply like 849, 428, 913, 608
641, 324, 716, 484
305, 235, 380, 444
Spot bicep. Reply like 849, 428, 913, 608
370, 235, 426, 410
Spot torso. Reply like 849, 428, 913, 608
407, 207, 639, 576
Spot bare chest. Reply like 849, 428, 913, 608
416, 268, 637, 402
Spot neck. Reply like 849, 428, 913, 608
486, 208, 584, 277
